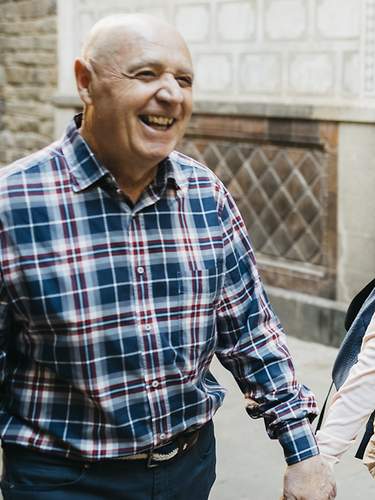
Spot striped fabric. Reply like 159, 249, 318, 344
0, 115, 318, 464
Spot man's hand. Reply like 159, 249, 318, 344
282, 455, 336, 500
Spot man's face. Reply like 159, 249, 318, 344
84, 26, 194, 172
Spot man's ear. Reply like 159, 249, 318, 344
74, 58, 93, 105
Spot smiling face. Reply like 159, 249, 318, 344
75, 16, 194, 182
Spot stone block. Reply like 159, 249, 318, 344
268, 286, 347, 347
34, 34, 57, 51
337, 122, 375, 301
3, 35, 37, 50
239, 53, 281, 93
216, 1, 256, 41
317, 0, 360, 39
11, 67, 56, 85
289, 53, 334, 94
0, 129, 15, 149
37, 87, 56, 102
342, 52, 360, 95
15, 132, 48, 151
0, 65, 5, 86
39, 120, 54, 138
40, 16, 57, 34
0, 21, 21, 35
7, 101, 54, 119
10, 52, 57, 66
11, 114, 41, 133
136, 7, 167, 20
18, 0, 57, 20
175, 4, 210, 42
195, 54, 233, 92
363, 1, 375, 95
1, 2, 19, 21
340, 194, 375, 241
265, 0, 307, 40
6, 66, 28, 84
21, 17, 57, 34
0, 35, 5, 55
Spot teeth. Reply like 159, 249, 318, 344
144, 115, 174, 126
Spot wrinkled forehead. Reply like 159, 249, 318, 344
114, 28, 193, 72
86, 20, 193, 72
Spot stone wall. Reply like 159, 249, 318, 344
56, 0, 374, 111
0, 0, 57, 165
53, 0, 375, 306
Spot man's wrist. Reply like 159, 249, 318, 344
278, 417, 319, 465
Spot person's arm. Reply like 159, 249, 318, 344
316, 312, 375, 466
214, 187, 335, 498
215, 187, 318, 462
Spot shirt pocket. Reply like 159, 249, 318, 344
174, 265, 222, 370
179, 265, 222, 309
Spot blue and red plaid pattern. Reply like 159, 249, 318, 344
0, 115, 318, 464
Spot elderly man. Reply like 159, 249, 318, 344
0, 14, 335, 500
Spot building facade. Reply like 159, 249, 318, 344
1, 0, 375, 345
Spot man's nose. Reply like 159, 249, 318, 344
156, 74, 184, 104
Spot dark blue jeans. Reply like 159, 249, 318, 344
0, 422, 216, 499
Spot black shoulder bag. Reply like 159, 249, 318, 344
316, 279, 375, 458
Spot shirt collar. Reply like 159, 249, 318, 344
61, 114, 109, 193
61, 114, 189, 196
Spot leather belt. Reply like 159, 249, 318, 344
119, 426, 202, 468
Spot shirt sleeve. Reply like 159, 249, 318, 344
316, 312, 375, 465
215, 188, 319, 465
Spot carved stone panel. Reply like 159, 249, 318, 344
179, 115, 338, 298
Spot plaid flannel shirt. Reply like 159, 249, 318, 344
0, 115, 318, 464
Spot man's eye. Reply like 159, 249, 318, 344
176, 76, 193, 88
135, 70, 157, 80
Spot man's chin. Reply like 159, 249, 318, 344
143, 144, 177, 164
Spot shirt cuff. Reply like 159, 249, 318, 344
278, 418, 319, 465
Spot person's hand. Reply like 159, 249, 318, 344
281, 454, 336, 500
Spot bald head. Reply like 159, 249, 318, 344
74, 12, 193, 186
81, 14, 191, 69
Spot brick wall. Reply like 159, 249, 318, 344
0, 0, 57, 166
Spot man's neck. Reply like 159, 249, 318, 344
79, 125, 158, 204
116, 168, 158, 204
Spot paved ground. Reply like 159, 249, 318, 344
210, 335, 374, 499
0, 336, 373, 499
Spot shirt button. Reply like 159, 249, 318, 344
145, 324, 152, 331
151, 380, 159, 388
159, 433, 167, 440
137, 266, 144, 274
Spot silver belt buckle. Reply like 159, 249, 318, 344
147, 445, 179, 468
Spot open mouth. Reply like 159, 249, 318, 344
139, 115, 175, 131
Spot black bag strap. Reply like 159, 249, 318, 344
332, 286, 375, 390
315, 381, 334, 433
345, 279, 375, 331
355, 410, 375, 459
315, 280, 375, 449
